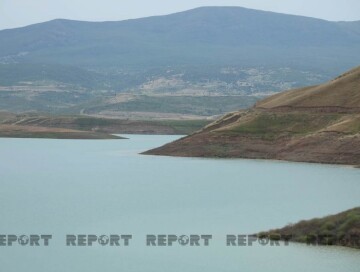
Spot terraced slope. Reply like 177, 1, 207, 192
144, 66, 360, 165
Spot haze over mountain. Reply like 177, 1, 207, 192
0, 6, 360, 116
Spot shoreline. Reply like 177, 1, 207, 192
142, 149, 360, 168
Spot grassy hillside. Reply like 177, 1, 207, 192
256, 66, 360, 110
2, 7, 359, 115
257, 207, 360, 249
144, 66, 360, 165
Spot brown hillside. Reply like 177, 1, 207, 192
144, 66, 360, 165
256, 66, 360, 111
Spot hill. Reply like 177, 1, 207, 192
1, 7, 360, 115
1, 7, 359, 70
257, 207, 360, 249
144, 66, 360, 165
256, 66, 360, 111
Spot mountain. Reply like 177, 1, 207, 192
1, 6, 360, 116
144, 66, 360, 165
1, 7, 359, 70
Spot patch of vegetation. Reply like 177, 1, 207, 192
258, 207, 360, 249
154, 120, 210, 134
341, 117, 360, 134
226, 113, 341, 138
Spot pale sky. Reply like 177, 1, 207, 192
1, 0, 359, 30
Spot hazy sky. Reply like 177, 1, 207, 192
1, 0, 359, 30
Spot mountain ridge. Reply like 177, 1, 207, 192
1, 6, 359, 69
1, 6, 360, 116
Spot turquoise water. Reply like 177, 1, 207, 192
0, 135, 359, 271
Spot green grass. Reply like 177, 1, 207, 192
224, 113, 341, 139
154, 120, 211, 134
70, 117, 211, 134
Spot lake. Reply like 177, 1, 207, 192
0, 135, 359, 271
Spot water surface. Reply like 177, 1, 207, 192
0, 135, 359, 271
